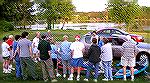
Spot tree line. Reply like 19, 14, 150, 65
0, 0, 150, 32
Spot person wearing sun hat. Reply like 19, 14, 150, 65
68, 35, 85, 81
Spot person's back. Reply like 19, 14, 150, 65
51, 44, 58, 59
18, 38, 31, 57
38, 39, 50, 60
101, 43, 113, 61
122, 40, 136, 58
70, 41, 84, 58
60, 41, 71, 60
88, 42, 101, 64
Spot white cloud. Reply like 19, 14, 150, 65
138, 0, 150, 7
72, 0, 150, 12
72, 0, 107, 12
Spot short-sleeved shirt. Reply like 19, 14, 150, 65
38, 39, 51, 60
60, 41, 72, 60
18, 38, 32, 57
2, 42, 10, 57
121, 40, 137, 59
32, 37, 40, 47
70, 41, 85, 59
6, 39, 13, 46
51, 44, 58, 59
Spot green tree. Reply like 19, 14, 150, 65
36, 0, 75, 29
0, 0, 33, 29
108, 0, 143, 31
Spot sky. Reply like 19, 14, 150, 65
72, 0, 150, 12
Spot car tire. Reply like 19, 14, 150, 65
136, 53, 149, 66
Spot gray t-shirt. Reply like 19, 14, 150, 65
121, 40, 137, 59
18, 38, 32, 57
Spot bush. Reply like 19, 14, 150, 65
0, 20, 14, 32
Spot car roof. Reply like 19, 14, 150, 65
96, 27, 121, 31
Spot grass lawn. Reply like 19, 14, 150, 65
0, 62, 149, 83
0, 29, 150, 43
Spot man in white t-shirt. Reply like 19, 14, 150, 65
2, 36, 11, 73
32, 31, 40, 63
68, 35, 85, 81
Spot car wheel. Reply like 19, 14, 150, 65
136, 53, 149, 67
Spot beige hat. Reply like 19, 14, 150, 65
63, 35, 68, 38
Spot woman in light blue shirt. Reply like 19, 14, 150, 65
59, 35, 72, 78
50, 39, 61, 77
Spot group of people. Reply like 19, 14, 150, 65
1, 30, 138, 82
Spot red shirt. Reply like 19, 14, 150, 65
6, 39, 13, 46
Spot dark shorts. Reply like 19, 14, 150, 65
3, 56, 10, 60
52, 58, 57, 69
70, 58, 84, 67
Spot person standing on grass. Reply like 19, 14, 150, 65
59, 35, 72, 78
38, 35, 57, 82
121, 37, 138, 81
12, 35, 22, 78
6, 35, 15, 71
84, 38, 101, 82
68, 35, 85, 81
32, 31, 40, 63
101, 38, 113, 81
50, 38, 61, 77
17, 31, 38, 80
2, 36, 11, 73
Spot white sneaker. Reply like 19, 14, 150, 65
5, 69, 11, 73
44, 79, 48, 82
102, 78, 108, 81
63, 74, 66, 78
76, 75, 80, 81
56, 73, 61, 77
131, 79, 134, 81
76, 77, 80, 81
9, 65, 15, 71
7, 68, 12, 72
51, 79, 57, 82
34, 60, 38, 63
123, 78, 127, 81
11, 67, 15, 71
68, 77, 73, 80
3, 68, 6, 73
110, 78, 113, 81
84, 78, 89, 81
93, 79, 98, 82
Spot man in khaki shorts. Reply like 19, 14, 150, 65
121, 38, 138, 81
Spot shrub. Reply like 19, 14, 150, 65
0, 20, 14, 32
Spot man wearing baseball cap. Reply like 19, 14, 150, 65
68, 35, 85, 81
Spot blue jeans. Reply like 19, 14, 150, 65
102, 61, 113, 79
15, 55, 22, 78
86, 62, 99, 79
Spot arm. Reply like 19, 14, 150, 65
29, 46, 33, 58
87, 47, 92, 59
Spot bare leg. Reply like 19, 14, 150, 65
123, 66, 126, 81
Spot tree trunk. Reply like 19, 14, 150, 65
61, 21, 65, 30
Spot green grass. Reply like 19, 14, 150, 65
0, 29, 91, 42
0, 62, 150, 83
0, 29, 149, 43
